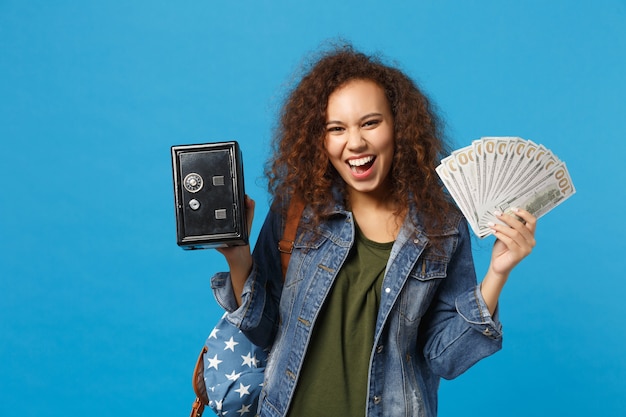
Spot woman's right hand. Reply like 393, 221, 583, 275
216, 195, 255, 306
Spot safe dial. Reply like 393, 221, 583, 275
183, 173, 203, 193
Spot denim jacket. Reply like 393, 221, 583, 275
211, 198, 503, 417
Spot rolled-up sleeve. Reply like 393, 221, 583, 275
210, 272, 239, 313
455, 284, 502, 340
209, 205, 284, 348
421, 218, 503, 380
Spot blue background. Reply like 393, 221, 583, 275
1, 1, 624, 416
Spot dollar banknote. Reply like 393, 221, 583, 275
436, 137, 576, 238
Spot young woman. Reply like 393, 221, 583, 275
212, 45, 537, 417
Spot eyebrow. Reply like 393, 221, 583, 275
325, 112, 384, 125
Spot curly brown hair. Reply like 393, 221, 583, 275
266, 44, 456, 234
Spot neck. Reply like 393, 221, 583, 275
345, 176, 396, 211
346, 187, 405, 243
347, 189, 395, 212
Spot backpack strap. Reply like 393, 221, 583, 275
278, 197, 305, 278
190, 197, 305, 417
190, 346, 208, 417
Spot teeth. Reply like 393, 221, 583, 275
348, 156, 374, 167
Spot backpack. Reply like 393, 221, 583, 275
190, 198, 304, 417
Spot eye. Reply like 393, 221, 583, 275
362, 119, 381, 128
326, 125, 344, 133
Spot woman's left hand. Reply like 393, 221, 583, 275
488, 208, 537, 277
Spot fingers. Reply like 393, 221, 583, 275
508, 207, 537, 234
215, 195, 255, 258
487, 208, 538, 277
244, 195, 255, 234
489, 208, 537, 252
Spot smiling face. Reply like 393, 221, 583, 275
325, 79, 395, 199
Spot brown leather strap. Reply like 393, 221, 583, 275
190, 346, 208, 417
190, 397, 205, 417
279, 197, 305, 279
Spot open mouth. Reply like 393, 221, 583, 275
348, 155, 375, 174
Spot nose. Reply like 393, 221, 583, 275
346, 127, 367, 151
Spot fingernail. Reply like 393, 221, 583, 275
512, 207, 520, 212
493, 210, 502, 216
488, 221, 496, 227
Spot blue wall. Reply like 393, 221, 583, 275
1, 1, 624, 416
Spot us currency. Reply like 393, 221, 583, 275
436, 162, 481, 236
478, 161, 575, 232
451, 145, 480, 217
485, 138, 521, 204
493, 139, 529, 201
437, 137, 575, 238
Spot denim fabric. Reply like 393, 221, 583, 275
211, 199, 502, 417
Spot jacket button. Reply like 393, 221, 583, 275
373, 396, 382, 404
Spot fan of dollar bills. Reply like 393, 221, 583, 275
436, 137, 575, 238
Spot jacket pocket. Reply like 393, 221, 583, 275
399, 258, 447, 322
284, 228, 330, 288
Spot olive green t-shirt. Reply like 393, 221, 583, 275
287, 226, 393, 416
